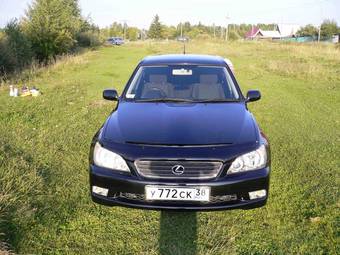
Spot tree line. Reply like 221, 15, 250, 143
297, 20, 339, 39
0, 0, 101, 76
100, 22, 140, 41
146, 15, 277, 40
101, 15, 340, 41
146, 15, 339, 40
99, 15, 279, 41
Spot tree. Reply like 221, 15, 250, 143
320, 19, 338, 39
126, 27, 139, 41
109, 22, 124, 37
162, 25, 177, 39
257, 23, 276, 30
4, 19, 33, 68
66, 0, 81, 17
24, 0, 82, 64
297, 24, 318, 37
183, 22, 192, 34
148, 15, 163, 39
187, 27, 201, 38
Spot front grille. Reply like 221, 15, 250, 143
134, 160, 223, 179
116, 192, 145, 201
206, 194, 238, 204
114, 192, 238, 204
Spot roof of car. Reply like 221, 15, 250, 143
140, 54, 227, 66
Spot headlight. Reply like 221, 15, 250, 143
93, 142, 130, 172
227, 145, 267, 174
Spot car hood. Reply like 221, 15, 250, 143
102, 101, 258, 145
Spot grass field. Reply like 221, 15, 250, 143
0, 41, 339, 254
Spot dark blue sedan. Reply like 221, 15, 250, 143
89, 54, 270, 210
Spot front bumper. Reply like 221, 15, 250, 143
90, 165, 270, 211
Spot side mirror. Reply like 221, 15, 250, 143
246, 90, 261, 102
103, 89, 119, 101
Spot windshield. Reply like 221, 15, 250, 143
124, 65, 240, 102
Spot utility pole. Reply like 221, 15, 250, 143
213, 23, 216, 38
318, 1, 324, 43
180, 22, 183, 38
120, 19, 129, 40
225, 15, 230, 41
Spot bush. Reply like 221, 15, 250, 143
0, 20, 33, 76
4, 20, 33, 68
76, 31, 101, 48
0, 36, 16, 75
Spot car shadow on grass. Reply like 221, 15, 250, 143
159, 211, 197, 255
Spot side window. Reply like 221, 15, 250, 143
224, 68, 239, 99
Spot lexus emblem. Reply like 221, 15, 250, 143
172, 165, 185, 175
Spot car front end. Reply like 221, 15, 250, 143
89, 54, 270, 211
90, 111, 270, 210
90, 137, 270, 211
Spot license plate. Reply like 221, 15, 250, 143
145, 186, 210, 201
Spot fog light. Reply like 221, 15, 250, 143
249, 189, 266, 200
92, 186, 108, 196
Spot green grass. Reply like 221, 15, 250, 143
0, 41, 339, 254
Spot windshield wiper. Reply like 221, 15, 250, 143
194, 99, 239, 103
135, 98, 195, 103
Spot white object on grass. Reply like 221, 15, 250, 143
9, 85, 14, 97
13, 88, 18, 97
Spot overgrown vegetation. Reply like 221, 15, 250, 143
0, 20, 33, 76
0, 41, 339, 254
0, 0, 101, 77
297, 19, 340, 38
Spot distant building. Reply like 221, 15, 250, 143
245, 27, 260, 39
245, 24, 301, 40
277, 24, 301, 38
259, 30, 281, 39
245, 27, 281, 40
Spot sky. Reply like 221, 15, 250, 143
0, 0, 339, 29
